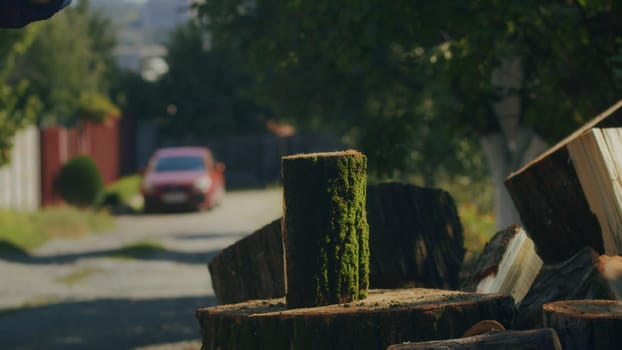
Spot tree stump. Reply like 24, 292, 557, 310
282, 150, 369, 308
367, 182, 464, 289
505, 101, 622, 263
207, 182, 465, 305
196, 288, 515, 350
516, 247, 617, 329
208, 219, 284, 304
543, 300, 622, 350
386, 328, 561, 350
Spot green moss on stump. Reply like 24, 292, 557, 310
282, 150, 369, 308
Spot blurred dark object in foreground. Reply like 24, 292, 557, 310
0, 0, 71, 28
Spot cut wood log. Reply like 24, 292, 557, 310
543, 300, 622, 350
516, 247, 617, 329
462, 319, 505, 337
282, 150, 369, 308
208, 182, 465, 305
386, 328, 561, 350
196, 288, 515, 350
367, 182, 464, 290
567, 128, 622, 256
462, 225, 542, 304
505, 101, 622, 263
207, 219, 284, 305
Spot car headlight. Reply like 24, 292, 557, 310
194, 176, 212, 191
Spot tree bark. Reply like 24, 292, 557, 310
386, 329, 561, 350
462, 225, 542, 305
484, 57, 549, 230
366, 182, 464, 290
505, 101, 622, 262
516, 247, 617, 329
543, 300, 622, 350
282, 150, 369, 308
196, 288, 515, 350
208, 218, 284, 305
207, 182, 465, 305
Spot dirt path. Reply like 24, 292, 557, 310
0, 189, 282, 350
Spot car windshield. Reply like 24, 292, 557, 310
153, 156, 205, 172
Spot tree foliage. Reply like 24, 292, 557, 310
120, 21, 264, 140
18, 0, 119, 126
196, 0, 622, 181
0, 27, 41, 166
0, 0, 118, 165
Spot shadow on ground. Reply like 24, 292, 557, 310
0, 295, 215, 350
0, 241, 226, 265
0, 231, 248, 265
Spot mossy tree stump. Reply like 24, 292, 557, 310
543, 300, 622, 350
282, 150, 369, 308
196, 289, 515, 350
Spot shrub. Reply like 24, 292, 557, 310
55, 155, 104, 207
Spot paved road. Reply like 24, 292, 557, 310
0, 189, 283, 350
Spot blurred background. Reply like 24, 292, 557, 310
1, 0, 622, 348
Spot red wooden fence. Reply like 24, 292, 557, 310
40, 119, 120, 206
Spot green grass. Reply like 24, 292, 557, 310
0, 207, 115, 254
105, 174, 143, 203
458, 202, 496, 265
101, 174, 144, 211
55, 268, 102, 286
107, 241, 166, 259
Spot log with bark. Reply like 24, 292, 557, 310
543, 300, 622, 350
386, 328, 561, 350
462, 225, 542, 305
516, 247, 618, 329
367, 182, 464, 290
207, 219, 284, 305
207, 181, 465, 305
282, 150, 369, 308
505, 101, 622, 263
196, 288, 515, 350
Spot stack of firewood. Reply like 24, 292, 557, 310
200, 102, 622, 349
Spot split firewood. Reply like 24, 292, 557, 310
386, 328, 561, 350
505, 101, 622, 263
543, 300, 622, 350
462, 225, 542, 305
462, 320, 505, 337
516, 247, 619, 329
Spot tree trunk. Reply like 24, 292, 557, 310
543, 300, 622, 350
366, 182, 464, 290
196, 288, 515, 350
208, 218, 284, 305
387, 329, 561, 350
480, 130, 548, 230
484, 57, 549, 230
516, 247, 617, 329
282, 150, 369, 308
505, 101, 622, 262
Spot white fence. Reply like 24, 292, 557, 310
0, 126, 40, 211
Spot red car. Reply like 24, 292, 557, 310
141, 147, 226, 212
